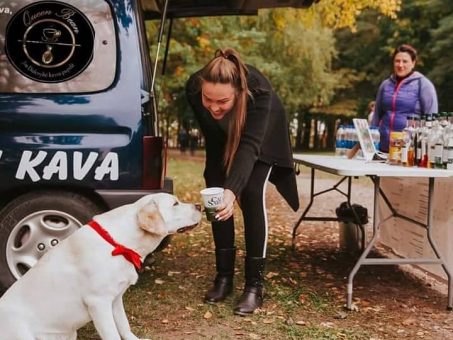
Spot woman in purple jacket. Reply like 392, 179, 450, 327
371, 44, 438, 152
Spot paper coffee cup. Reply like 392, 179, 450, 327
200, 187, 224, 222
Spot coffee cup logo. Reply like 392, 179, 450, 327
207, 196, 222, 207
42, 28, 61, 42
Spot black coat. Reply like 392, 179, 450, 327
186, 65, 299, 212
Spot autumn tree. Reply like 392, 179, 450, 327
147, 0, 403, 146
334, 0, 453, 115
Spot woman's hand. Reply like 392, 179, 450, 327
215, 189, 236, 221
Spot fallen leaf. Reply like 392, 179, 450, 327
334, 311, 348, 319
402, 318, 417, 326
320, 321, 334, 328
266, 272, 279, 279
361, 299, 371, 307
204, 311, 212, 319
298, 294, 307, 304
345, 303, 359, 312
288, 277, 297, 285
168, 271, 181, 276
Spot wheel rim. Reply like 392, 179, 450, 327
6, 210, 82, 279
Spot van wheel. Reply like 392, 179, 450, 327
0, 191, 103, 291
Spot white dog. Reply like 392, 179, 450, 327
0, 193, 202, 340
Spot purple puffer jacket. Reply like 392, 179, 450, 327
371, 71, 438, 152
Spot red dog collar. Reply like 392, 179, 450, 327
88, 220, 142, 270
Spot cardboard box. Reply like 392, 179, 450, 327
378, 177, 453, 280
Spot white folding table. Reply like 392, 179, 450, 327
292, 154, 453, 310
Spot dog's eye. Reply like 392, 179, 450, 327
173, 201, 179, 206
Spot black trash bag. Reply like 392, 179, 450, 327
335, 201, 368, 225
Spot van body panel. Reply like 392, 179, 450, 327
0, 0, 167, 289
0, 0, 154, 196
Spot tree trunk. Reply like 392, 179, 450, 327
326, 116, 336, 151
302, 113, 311, 150
313, 116, 319, 150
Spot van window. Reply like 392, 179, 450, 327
0, 0, 116, 93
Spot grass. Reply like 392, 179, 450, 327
78, 153, 374, 339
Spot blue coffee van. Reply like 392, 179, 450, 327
0, 0, 315, 290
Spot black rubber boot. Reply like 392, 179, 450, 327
233, 257, 265, 316
204, 247, 236, 304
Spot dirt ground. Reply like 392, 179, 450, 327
283, 174, 453, 339
163, 150, 453, 339
69, 150, 453, 339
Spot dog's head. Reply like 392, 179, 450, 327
136, 193, 202, 237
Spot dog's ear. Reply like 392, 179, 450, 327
137, 200, 167, 236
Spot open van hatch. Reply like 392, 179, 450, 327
142, 0, 318, 19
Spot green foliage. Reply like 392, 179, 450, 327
427, 0, 453, 109
334, 0, 453, 114
149, 12, 340, 134
315, 0, 401, 31
144, 0, 453, 151
144, 0, 405, 133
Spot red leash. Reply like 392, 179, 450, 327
87, 220, 142, 270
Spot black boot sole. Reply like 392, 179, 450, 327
233, 309, 254, 316
204, 291, 232, 304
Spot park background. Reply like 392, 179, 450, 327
147, 0, 452, 153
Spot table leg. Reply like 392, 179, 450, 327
347, 176, 453, 311
426, 178, 453, 310
346, 176, 380, 309
292, 168, 354, 251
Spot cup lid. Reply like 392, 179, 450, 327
200, 187, 224, 195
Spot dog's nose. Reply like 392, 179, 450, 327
195, 204, 202, 211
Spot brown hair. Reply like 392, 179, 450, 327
392, 44, 417, 62
199, 48, 250, 173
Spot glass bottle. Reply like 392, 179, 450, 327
428, 113, 444, 169
415, 114, 425, 167
388, 131, 404, 165
420, 114, 432, 168
401, 115, 415, 167
412, 115, 420, 167
443, 112, 453, 168
440, 112, 449, 128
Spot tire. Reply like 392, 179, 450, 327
0, 191, 103, 291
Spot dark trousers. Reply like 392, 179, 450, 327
207, 161, 272, 258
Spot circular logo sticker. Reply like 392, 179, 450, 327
5, 1, 95, 83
